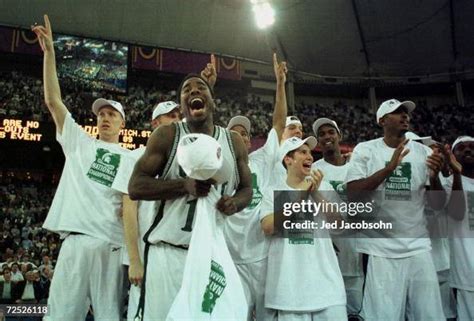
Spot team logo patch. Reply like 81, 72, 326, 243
384, 162, 412, 200
247, 173, 263, 209
86, 148, 121, 187
201, 260, 226, 313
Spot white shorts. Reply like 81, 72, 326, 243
136, 242, 186, 321
343, 275, 364, 315
455, 288, 474, 321
275, 305, 347, 321
437, 270, 456, 318
45, 234, 124, 321
236, 259, 275, 321
361, 252, 444, 321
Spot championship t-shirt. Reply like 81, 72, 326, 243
260, 181, 346, 311
345, 138, 432, 258
43, 113, 132, 246
313, 159, 363, 276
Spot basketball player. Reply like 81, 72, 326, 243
33, 15, 134, 320
260, 136, 347, 320
128, 73, 252, 320
224, 53, 287, 321
312, 118, 363, 319
124, 100, 181, 320
446, 136, 473, 321
346, 99, 446, 321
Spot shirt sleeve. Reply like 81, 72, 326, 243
345, 143, 371, 183
260, 186, 275, 221
250, 128, 280, 188
56, 113, 93, 156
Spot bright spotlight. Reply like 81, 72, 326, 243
252, 1, 275, 29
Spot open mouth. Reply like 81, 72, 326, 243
189, 97, 205, 111
303, 163, 312, 170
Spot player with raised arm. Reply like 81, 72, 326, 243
223, 53, 287, 321
32, 15, 135, 320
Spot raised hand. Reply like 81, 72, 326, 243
200, 54, 217, 88
31, 14, 54, 53
299, 169, 324, 192
426, 149, 445, 178
273, 52, 287, 84
386, 139, 410, 172
443, 144, 462, 174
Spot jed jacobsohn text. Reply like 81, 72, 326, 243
283, 199, 374, 217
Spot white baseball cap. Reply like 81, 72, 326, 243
92, 98, 125, 119
227, 116, 251, 134
376, 99, 415, 123
177, 133, 231, 184
312, 117, 341, 137
405, 132, 437, 147
279, 136, 317, 162
452, 136, 474, 151
286, 116, 302, 127
152, 101, 180, 120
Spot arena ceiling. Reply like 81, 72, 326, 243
1, 0, 473, 78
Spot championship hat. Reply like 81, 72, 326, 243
376, 99, 415, 124
92, 98, 125, 119
279, 136, 317, 162
152, 101, 180, 120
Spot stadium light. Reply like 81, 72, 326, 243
251, 0, 275, 29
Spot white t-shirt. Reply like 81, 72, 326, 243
260, 180, 346, 311
43, 113, 132, 246
313, 159, 362, 277
345, 138, 432, 258
446, 175, 474, 291
224, 128, 280, 264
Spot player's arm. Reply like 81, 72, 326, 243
32, 15, 68, 134
444, 148, 466, 220
272, 53, 288, 141
347, 139, 410, 193
216, 132, 252, 215
122, 195, 143, 286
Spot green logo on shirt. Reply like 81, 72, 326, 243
202, 260, 226, 313
329, 180, 347, 200
248, 173, 263, 209
384, 162, 412, 200
87, 148, 121, 187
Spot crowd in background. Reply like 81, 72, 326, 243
0, 176, 58, 304
1, 71, 473, 146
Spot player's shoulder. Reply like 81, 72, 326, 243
353, 137, 382, 153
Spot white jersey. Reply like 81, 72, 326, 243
43, 113, 132, 246
145, 122, 239, 246
261, 181, 346, 311
446, 175, 474, 291
224, 128, 280, 264
346, 138, 432, 258
313, 158, 362, 277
